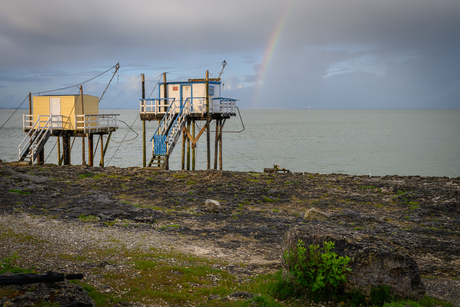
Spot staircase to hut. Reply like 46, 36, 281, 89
18, 116, 53, 164
148, 99, 190, 169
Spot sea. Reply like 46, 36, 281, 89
1, 109, 459, 178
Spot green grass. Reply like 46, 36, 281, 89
0, 251, 455, 307
78, 173, 94, 179
0, 226, 455, 307
121, 200, 142, 208
93, 173, 107, 179
78, 214, 99, 222
8, 189, 31, 195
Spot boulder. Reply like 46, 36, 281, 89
283, 223, 425, 300
205, 199, 221, 212
0, 278, 95, 307
304, 207, 330, 221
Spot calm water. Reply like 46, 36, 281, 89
1, 109, 459, 177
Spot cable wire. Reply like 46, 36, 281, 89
34, 63, 119, 95
0, 95, 28, 131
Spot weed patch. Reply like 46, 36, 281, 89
8, 189, 31, 195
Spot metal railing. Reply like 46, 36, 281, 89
212, 97, 237, 115
139, 98, 175, 115
75, 114, 119, 133
18, 115, 52, 163
23, 114, 34, 131
23, 114, 64, 130
140, 97, 237, 115
151, 98, 192, 155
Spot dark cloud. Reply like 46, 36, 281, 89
0, 0, 459, 109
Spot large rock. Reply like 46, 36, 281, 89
283, 223, 425, 300
205, 199, 221, 212
304, 207, 330, 221
0, 278, 95, 307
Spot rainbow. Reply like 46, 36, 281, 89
251, 0, 298, 108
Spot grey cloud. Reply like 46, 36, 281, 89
1, 0, 459, 109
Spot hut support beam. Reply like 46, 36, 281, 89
187, 120, 191, 170
219, 119, 225, 170
214, 120, 219, 169
88, 135, 94, 167
63, 135, 71, 165
192, 120, 196, 170
99, 135, 104, 167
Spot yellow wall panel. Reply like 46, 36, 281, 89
32, 95, 99, 131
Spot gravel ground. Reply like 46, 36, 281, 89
1, 163, 459, 306
423, 278, 460, 307
1, 213, 459, 306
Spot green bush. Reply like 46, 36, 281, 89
282, 239, 351, 301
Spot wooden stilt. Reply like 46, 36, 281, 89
214, 120, 219, 169
206, 71, 210, 170
63, 135, 71, 165
99, 135, 104, 167
187, 120, 191, 170
88, 134, 94, 167
37, 149, 44, 165
57, 137, 61, 166
182, 125, 186, 170
192, 120, 196, 171
102, 131, 112, 159
219, 119, 223, 170
82, 136, 86, 166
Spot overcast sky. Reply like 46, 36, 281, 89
1, 0, 459, 110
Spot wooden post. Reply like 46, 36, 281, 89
192, 120, 196, 171
141, 74, 146, 168
219, 119, 224, 170
182, 125, 186, 170
163, 72, 167, 112
57, 137, 61, 166
187, 120, 191, 170
28, 92, 32, 116
100, 135, 104, 167
102, 131, 112, 159
63, 135, 71, 165
206, 70, 210, 170
88, 134, 94, 167
80, 86, 86, 166
214, 119, 219, 169
37, 149, 44, 164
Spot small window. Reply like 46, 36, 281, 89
209, 86, 214, 96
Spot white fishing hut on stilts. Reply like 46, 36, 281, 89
139, 68, 238, 170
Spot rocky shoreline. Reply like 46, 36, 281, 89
1, 162, 459, 305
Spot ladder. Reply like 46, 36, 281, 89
18, 115, 53, 164
148, 98, 191, 169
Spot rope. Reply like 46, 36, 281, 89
34, 63, 119, 95
100, 73, 141, 111
110, 120, 139, 143
0, 95, 28, 131
147, 75, 162, 99
106, 116, 139, 166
